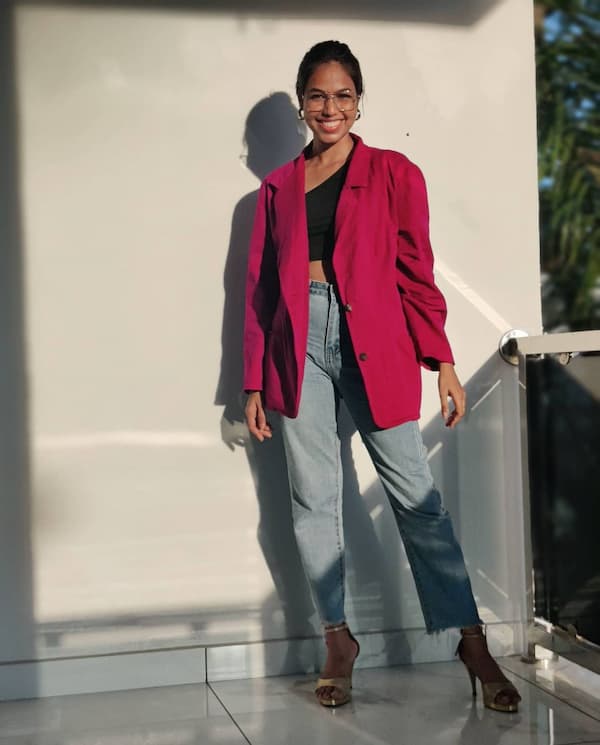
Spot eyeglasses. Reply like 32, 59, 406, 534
303, 91, 357, 112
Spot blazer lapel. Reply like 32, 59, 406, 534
334, 134, 370, 252
272, 151, 308, 298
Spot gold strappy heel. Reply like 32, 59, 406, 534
456, 626, 521, 713
315, 622, 360, 708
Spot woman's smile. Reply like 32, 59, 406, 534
316, 118, 345, 133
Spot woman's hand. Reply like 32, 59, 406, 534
244, 391, 273, 442
438, 363, 466, 428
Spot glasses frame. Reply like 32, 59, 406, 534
302, 90, 358, 113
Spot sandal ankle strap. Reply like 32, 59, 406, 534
461, 624, 486, 637
324, 622, 349, 634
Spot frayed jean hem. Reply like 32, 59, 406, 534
425, 615, 484, 635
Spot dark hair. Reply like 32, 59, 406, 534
296, 40, 363, 103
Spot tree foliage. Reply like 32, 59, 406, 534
535, 0, 600, 331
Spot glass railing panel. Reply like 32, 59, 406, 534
526, 353, 600, 645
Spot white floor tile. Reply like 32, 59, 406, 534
0, 683, 247, 745
501, 652, 600, 722
212, 660, 600, 745
1, 660, 599, 745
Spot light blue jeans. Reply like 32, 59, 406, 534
280, 280, 482, 632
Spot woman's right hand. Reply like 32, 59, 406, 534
244, 391, 273, 442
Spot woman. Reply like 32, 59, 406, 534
243, 40, 520, 712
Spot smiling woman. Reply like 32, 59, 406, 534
242, 39, 522, 712
297, 46, 362, 208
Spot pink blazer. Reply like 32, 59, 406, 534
243, 134, 454, 429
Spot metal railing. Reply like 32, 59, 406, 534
500, 329, 600, 674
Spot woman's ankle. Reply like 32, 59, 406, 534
324, 621, 348, 634
461, 624, 484, 636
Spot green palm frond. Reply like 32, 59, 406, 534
535, 0, 600, 331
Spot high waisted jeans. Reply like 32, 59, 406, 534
280, 280, 482, 633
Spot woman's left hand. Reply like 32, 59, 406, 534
438, 362, 466, 428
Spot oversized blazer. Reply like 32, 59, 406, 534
243, 133, 454, 429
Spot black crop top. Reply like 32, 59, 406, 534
306, 159, 350, 262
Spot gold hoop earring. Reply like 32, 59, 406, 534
297, 108, 305, 120
355, 109, 361, 120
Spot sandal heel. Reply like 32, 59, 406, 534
467, 665, 477, 698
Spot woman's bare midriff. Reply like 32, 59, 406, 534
310, 259, 334, 283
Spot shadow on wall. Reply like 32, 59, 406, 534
214, 92, 307, 642
0, 2, 37, 691
215, 92, 315, 645
24, 0, 504, 26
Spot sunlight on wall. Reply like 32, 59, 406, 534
10, 0, 540, 660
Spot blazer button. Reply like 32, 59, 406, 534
358, 352, 368, 361
344, 303, 352, 312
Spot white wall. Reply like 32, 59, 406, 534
2, 0, 540, 676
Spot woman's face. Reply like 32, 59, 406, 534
301, 61, 359, 147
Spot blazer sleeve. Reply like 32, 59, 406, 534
243, 180, 278, 392
393, 160, 455, 370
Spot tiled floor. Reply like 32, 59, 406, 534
1, 658, 600, 744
